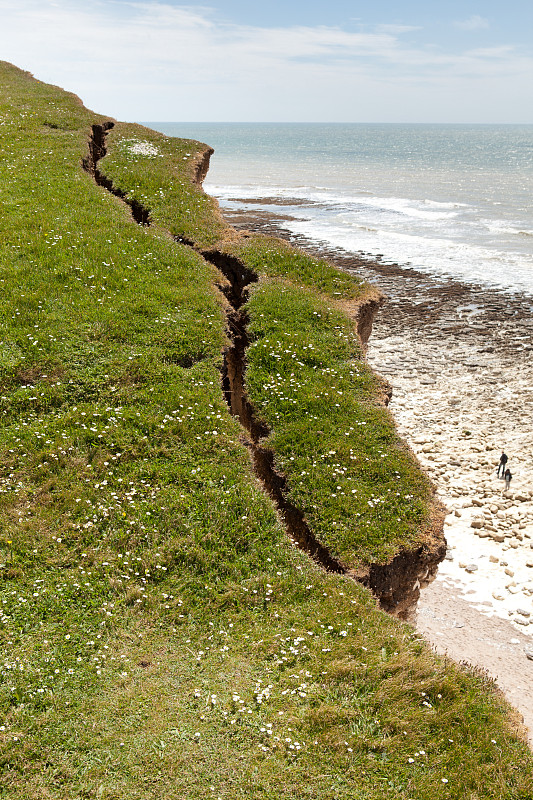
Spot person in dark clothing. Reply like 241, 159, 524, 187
497, 451, 508, 477
504, 469, 512, 491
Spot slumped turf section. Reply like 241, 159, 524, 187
0, 61, 532, 798
243, 276, 431, 565
100, 130, 435, 571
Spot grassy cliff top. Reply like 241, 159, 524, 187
99, 120, 437, 571
0, 61, 532, 799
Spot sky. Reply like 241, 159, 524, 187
0, 0, 532, 122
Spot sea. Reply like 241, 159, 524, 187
148, 123, 533, 295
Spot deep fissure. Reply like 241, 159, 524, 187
83, 123, 151, 226
199, 253, 445, 617
200, 250, 347, 575
83, 126, 443, 616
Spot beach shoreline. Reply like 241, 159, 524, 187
220, 204, 533, 743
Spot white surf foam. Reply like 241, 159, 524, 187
209, 182, 533, 295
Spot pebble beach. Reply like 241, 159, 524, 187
361, 268, 533, 632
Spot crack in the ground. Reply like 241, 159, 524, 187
83, 123, 151, 226
82, 122, 342, 574
82, 123, 444, 618
200, 249, 346, 575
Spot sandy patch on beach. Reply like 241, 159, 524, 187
416, 580, 533, 742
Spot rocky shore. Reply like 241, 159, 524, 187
361, 280, 533, 629
221, 204, 533, 742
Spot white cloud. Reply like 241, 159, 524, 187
0, 1, 530, 121
454, 15, 490, 31
375, 24, 421, 35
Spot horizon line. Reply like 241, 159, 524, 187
139, 120, 533, 126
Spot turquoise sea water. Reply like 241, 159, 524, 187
149, 123, 533, 294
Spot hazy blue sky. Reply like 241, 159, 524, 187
1, 0, 532, 122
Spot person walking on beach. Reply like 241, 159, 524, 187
504, 468, 512, 491
497, 451, 508, 477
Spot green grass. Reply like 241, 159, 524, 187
0, 60, 532, 799
100, 130, 433, 569
244, 277, 432, 565
223, 234, 369, 301
100, 122, 228, 248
